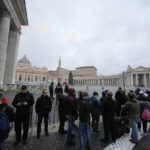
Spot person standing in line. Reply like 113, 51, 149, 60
64, 82, 69, 95
0, 89, 14, 123
0, 90, 10, 150
66, 88, 78, 146
0, 89, 9, 107
101, 91, 116, 144
78, 92, 92, 150
35, 90, 52, 138
115, 87, 123, 117
49, 82, 54, 101
12, 85, 34, 146
54, 83, 63, 105
122, 92, 140, 144
58, 94, 67, 134
91, 92, 100, 134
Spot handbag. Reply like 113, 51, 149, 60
142, 108, 150, 121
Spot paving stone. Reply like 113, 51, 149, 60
5, 121, 150, 150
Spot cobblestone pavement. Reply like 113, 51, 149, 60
6, 121, 150, 150
104, 124, 150, 150
6, 122, 107, 150
133, 128, 150, 150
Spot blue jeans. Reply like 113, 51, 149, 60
0, 142, 5, 150
66, 115, 75, 144
130, 118, 138, 143
79, 122, 92, 150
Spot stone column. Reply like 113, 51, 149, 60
24, 73, 26, 82
130, 73, 133, 87
4, 29, 21, 84
101, 78, 104, 86
136, 74, 138, 86
144, 74, 147, 87
0, 11, 11, 86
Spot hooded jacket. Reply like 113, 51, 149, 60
79, 96, 92, 123
67, 88, 78, 118
122, 98, 140, 121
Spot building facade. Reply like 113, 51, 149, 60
16, 55, 47, 85
16, 56, 150, 90
0, 0, 28, 86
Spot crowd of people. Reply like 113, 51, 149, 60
0, 83, 150, 150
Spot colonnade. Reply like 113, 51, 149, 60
0, 11, 21, 85
73, 77, 122, 86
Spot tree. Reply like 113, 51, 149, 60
68, 72, 73, 85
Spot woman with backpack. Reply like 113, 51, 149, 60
0, 104, 10, 150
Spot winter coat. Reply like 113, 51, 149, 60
67, 96, 78, 118
12, 92, 34, 115
49, 84, 54, 93
35, 95, 52, 114
55, 86, 63, 95
91, 96, 101, 115
101, 97, 116, 119
115, 90, 122, 103
79, 96, 92, 124
122, 98, 140, 121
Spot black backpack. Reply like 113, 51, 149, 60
4, 105, 15, 122
0, 111, 10, 142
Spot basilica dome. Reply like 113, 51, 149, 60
18, 55, 31, 65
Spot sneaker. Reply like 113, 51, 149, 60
12, 141, 20, 147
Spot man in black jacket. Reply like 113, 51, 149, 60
54, 83, 63, 105
115, 87, 123, 117
12, 85, 34, 146
78, 92, 92, 150
35, 90, 52, 138
101, 91, 116, 144
49, 82, 54, 101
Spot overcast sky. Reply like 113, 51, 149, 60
18, 0, 150, 75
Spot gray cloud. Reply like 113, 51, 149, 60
18, 0, 150, 74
